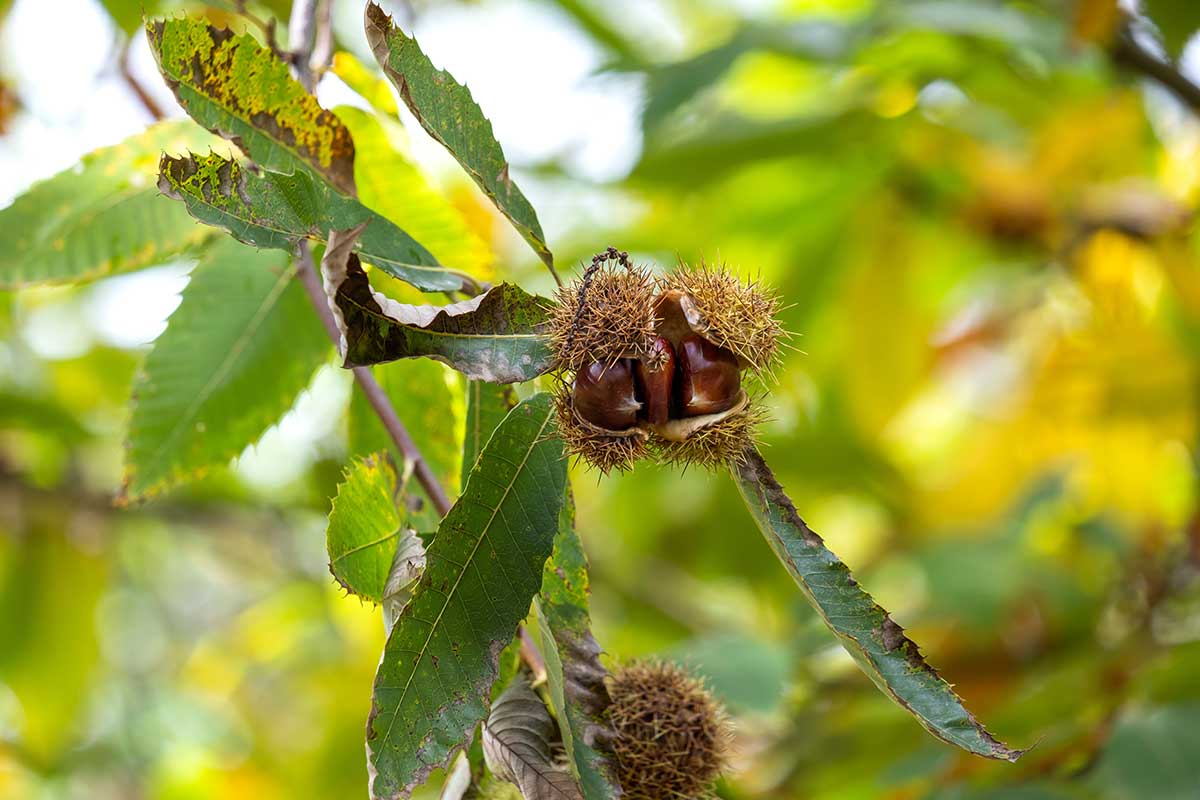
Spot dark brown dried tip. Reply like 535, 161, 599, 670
606, 660, 732, 800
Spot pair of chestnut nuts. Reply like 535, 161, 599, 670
571, 334, 741, 431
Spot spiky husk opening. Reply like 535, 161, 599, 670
553, 384, 647, 474
652, 398, 767, 471
607, 660, 731, 800
550, 264, 659, 371
659, 263, 783, 379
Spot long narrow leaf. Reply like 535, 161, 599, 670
732, 447, 1025, 762
367, 393, 567, 799
147, 16, 472, 293
534, 496, 621, 800
364, 2, 554, 269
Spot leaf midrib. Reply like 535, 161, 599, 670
376, 407, 553, 752
135, 265, 296, 485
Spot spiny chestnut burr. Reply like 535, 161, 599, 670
678, 334, 741, 416
572, 359, 641, 431
635, 336, 675, 426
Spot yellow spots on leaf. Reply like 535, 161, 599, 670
156, 19, 354, 191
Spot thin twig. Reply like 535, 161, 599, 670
295, 236, 454, 517
1112, 20, 1200, 117
287, 0, 453, 518
118, 41, 166, 121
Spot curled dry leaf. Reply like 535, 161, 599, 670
483, 674, 583, 800
321, 227, 555, 383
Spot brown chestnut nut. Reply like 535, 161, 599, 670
635, 336, 676, 426
573, 359, 641, 430
677, 334, 740, 416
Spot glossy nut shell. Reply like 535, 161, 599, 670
677, 334, 741, 416
635, 336, 676, 426
572, 359, 641, 431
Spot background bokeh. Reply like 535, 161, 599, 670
3, 0, 1200, 798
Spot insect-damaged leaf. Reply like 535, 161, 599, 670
157, 152, 468, 293
322, 227, 554, 383
364, 2, 555, 269
327, 452, 427, 610
121, 237, 330, 503
483, 674, 584, 800
0, 121, 216, 289
731, 448, 1026, 762
534, 496, 621, 800
147, 15, 356, 194
367, 393, 567, 799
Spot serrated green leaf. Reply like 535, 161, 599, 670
732, 448, 1025, 762
324, 239, 554, 383
121, 237, 331, 502
534, 496, 620, 800
147, 15, 356, 194
483, 674, 583, 800
158, 151, 469, 293
364, 2, 554, 269
327, 452, 405, 604
338, 105, 493, 278
367, 393, 567, 799
462, 382, 517, 490
0, 121, 216, 289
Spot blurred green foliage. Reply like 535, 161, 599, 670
3, 0, 1200, 798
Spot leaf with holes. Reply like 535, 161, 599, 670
147, 15, 356, 193
534, 495, 621, 800
0, 121, 216, 289
120, 238, 330, 503
322, 230, 554, 383
483, 673, 583, 800
157, 151, 470, 293
364, 2, 554, 269
366, 393, 567, 799
732, 447, 1025, 761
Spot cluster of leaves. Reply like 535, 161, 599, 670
4, 0, 1200, 799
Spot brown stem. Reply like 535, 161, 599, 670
1112, 21, 1200, 117
286, 1, 453, 519
118, 41, 166, 121
295, 246, 453, 517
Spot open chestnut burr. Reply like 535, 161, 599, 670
550, 253, 781, 472
572, 334, 741, 431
